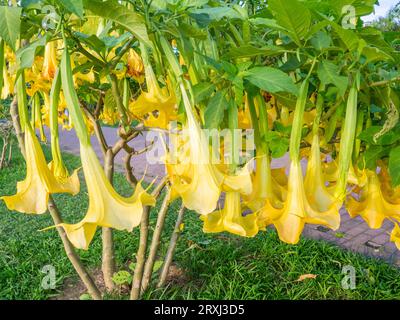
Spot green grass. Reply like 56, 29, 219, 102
1, 141, 400, 300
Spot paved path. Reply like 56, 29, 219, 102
47, 126, 400, 267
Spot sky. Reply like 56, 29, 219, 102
364, 0, 399, 22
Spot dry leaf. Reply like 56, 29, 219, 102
296, 274, 317, 282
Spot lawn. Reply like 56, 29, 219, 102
1, 141, 400, 300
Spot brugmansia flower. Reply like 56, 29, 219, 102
127, 49, 145, 83
323, 159, 367, 187
1, 64, 14, 99
201, 191, 259, 237
165, 83, 221, 215
258, 160, 340, 244
304, 134, 342, 213
57, 145, 156, 249
129, 45, 177, 129
378, 166, 400, 204
243, 153, 285, 212
48, 70, 80, 187
257, 79, 340, 244
59, 48, 156, 249
346, 170, 400, 229
26, 57, 51, 96
390, 223, 400, 250
1, 125, 80, 214
42, 41, 58, 80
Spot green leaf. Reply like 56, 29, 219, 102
310, 31, 332, 51
331, 23, 360, 52
0, 6, 22, 51
59, 0, 84, 18
317, 61, 348, 97
74, 32, 106, 52
389, 146, 400, 187
244, 67, 298, 96
193, 82, 216, 105
268, 0, 311, 46
249, 17, 285, 31
265, 131, 290, 158
16, 36, 48, 70
223, 45, 284, 59
153, 261, 164, 273
204, 91, 227, 129
359, 126, 400, 146
112, 270, 132, 285
83, 0, 150, 47
364, 145, 389, 169
79, 293, 92, 300
189, 6, 243, 21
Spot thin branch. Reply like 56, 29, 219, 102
110, 74, 129, 126
48, 197, 102, 300
102, 149, 116, 292
124, 152, 138, 187
10, 96, 25, 159
82, 104, 108, 157
141, 187, 172, 294
109, 37, 136, 70
370, 77, 400, 88
130, 177, 168, 300
157, 203, 185, 288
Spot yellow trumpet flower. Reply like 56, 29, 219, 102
390, 223, 400, 250
323, 158, 367, 187
165, 84, 221, 215
378, 166, 400, 204
346, 170, 400, 229
304, 135, 342, 213
127, 49, 145, 83
57, 47, 156, 249
129, 47, 177, 129
201, 191, 259, 237
243, 153, 285, 212
1, 65, 14, 99
58, 145, 156, 249
1, 126, 80, 214
42, 41, 58, 80
258, 160, 340, 244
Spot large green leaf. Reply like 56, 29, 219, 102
17, 35, 49, 70
193, 82, 216, 105
317, 61, 348, 97
0, 6, 22, 51
83, 0, 150, 47
390, 146, 400, 187
268, 0, 311, 46
331, 23, 360, 52
58, 0, 84, 18
223, 45, 284, 59
189, 6, 243, 21
204, 91, 227, 129
244, 67, 298, 96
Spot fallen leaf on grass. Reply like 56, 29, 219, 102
296, 274, 317, 282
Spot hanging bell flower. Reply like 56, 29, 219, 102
390, 223, 400, 250
243, 153, 285, 212
1, 125, 80, 214
42, 41, 58, 80
201, 191, 259, 237
346, 170, 400, 229
57, 145, 156, 249
165, 83, 221, 215
57, 47, 156, 249
128, 44, 177, 129
304, 134, 342, 213
126, 49, 145, 83
258, 160, 340, 244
